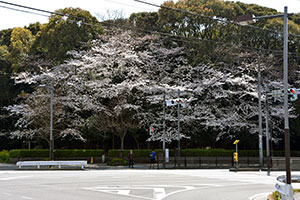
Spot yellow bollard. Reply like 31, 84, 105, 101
90, 157, 94, 164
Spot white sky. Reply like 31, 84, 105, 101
0, 0, 299, 30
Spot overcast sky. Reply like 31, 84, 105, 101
0, 0, 299, 30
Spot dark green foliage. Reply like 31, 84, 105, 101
181, 149, 234, 157
10, 149, 49, 158
0, 28, 13, 46
272, 190, 281, 200
108, 149, 250, 157
32, 7, 104, 63
108, 149, 154, 157
108, 158, 128, 166
156, 0, 300, 65
129, 12, 159, 32
0, 150, 10, 163
54, 149, 104, 157
108, 149, 300, 157
9, 149, 104, 158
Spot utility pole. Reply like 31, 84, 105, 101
258, 63, 263, 169
49, 84, 54, 161
177, 89, 181, 157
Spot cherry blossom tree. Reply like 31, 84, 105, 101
6, 29, 287, 149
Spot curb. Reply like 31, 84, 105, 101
248, 193, 271, 200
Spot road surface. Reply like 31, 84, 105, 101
0, 169, 296, 200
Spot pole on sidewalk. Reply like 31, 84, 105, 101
163, 91, 166, 168
177, 89, 181, 157
258, 63, 263, 170
283, 6, 292, 187
265, 84, 271, 176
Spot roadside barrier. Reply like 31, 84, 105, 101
275, 175, 300, 200
16, 160, 87, 169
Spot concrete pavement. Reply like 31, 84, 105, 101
2, 163, 300, 199
0, 169, 276, 200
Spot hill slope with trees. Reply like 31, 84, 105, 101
1, 0, 300, 151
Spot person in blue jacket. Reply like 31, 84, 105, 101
149, 149, 156, 169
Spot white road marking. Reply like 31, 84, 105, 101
22, 196, 33, 200
117, 190, 130, 195
85, 186, 153, 200
248, 192, 270, 200
158, 186, 196, 200
3, 192, 13, 196
84, 184, 217, 200
0, 176, 30, 181
3, 193, 33, 199
153, 188, 165, 200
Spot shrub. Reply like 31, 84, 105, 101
10, 149, 48, 158
0, 150, 10, 163
108, 149, 165, 157
108, 158, 128, 166
54, 149, 104, 157
272, 189, 300, 200
9, 149, 104, 158
272, 190, 281, 200
181, 149, 234, 157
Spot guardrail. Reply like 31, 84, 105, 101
275, 175, 300, 200
16, 160, 87, 169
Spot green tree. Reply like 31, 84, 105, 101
129, 12, 159, 32
10, 27, 35, 58
0, 28, 13, 47
9, 27, 35, 71
33, 7, 104, 63
0, 45, 10, 61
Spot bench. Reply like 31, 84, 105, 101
16, 161, 87, 169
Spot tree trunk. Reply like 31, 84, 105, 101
133, 135, 140, 150
112, 133, 115, 149
119, 132, 126, 157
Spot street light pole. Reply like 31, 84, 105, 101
265, 84, 271, 176
258, 63, 263, 169
236, 7, 293, 197
283, 6, 292, 186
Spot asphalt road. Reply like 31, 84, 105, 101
0, 169, 296, 200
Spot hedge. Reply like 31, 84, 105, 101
108, 149, 160, 157
54, 149, 104, 157
8, 149, 300, 159
108, 158, 128, 166
0, 150, 10, 163
10, 149, 104, 158
108, 149, 300, 158
108, 149, 235, 157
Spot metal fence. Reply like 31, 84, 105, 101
156, 156, 300, 170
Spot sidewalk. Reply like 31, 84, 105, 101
0, 163, 154, 170
85, 163, 155, 170
0, 163, 17, 170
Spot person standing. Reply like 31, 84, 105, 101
128, 149, 134, 168
149, 149, 156, 169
